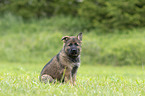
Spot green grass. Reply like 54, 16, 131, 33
0, 63, 145, 96
0, 14, 145, 65
1, 14, 145, 96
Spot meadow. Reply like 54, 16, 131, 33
0, 63, 145, 96
0, 14, 145, 95
0, 14, 145, 66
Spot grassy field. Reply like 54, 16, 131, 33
0, 14, 145, 66
0, 14, 145, 95
0, 63, 145, 96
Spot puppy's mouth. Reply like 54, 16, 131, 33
68, 49, 79, 57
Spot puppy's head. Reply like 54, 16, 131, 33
62, 33, 82, 58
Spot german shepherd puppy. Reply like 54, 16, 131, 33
39, 33, 82, 85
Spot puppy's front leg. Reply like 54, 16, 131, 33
72, 74, 77, 85
64, 69, 73, 84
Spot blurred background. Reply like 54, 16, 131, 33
0, 0, 145, 66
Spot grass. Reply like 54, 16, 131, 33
0, 14, 145, 95
0, 14, 145, 65
0, 62, 145, 96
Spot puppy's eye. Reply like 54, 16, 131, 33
74, 43, 78, 46
68, 43, 73, 46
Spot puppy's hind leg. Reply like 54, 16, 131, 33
40, 74, 54, 84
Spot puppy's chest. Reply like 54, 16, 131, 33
71, 62, 80, 67
71, 64, 79, 76
69, 57, 80, 67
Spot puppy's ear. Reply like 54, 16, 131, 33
61, 36, 70, 43
77, 33, 82, 41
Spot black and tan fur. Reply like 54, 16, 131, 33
39, 33, 82, 85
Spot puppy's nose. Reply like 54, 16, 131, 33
72, 49, 76, 51
71, 49, 77, 53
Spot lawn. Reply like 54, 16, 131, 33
0, 63, 145, 96
0, 14, 145, 96
0, 14, 145, 66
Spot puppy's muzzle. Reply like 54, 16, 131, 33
71, 48, 77, 54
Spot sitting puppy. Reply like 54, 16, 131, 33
39, 33, 82, 85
